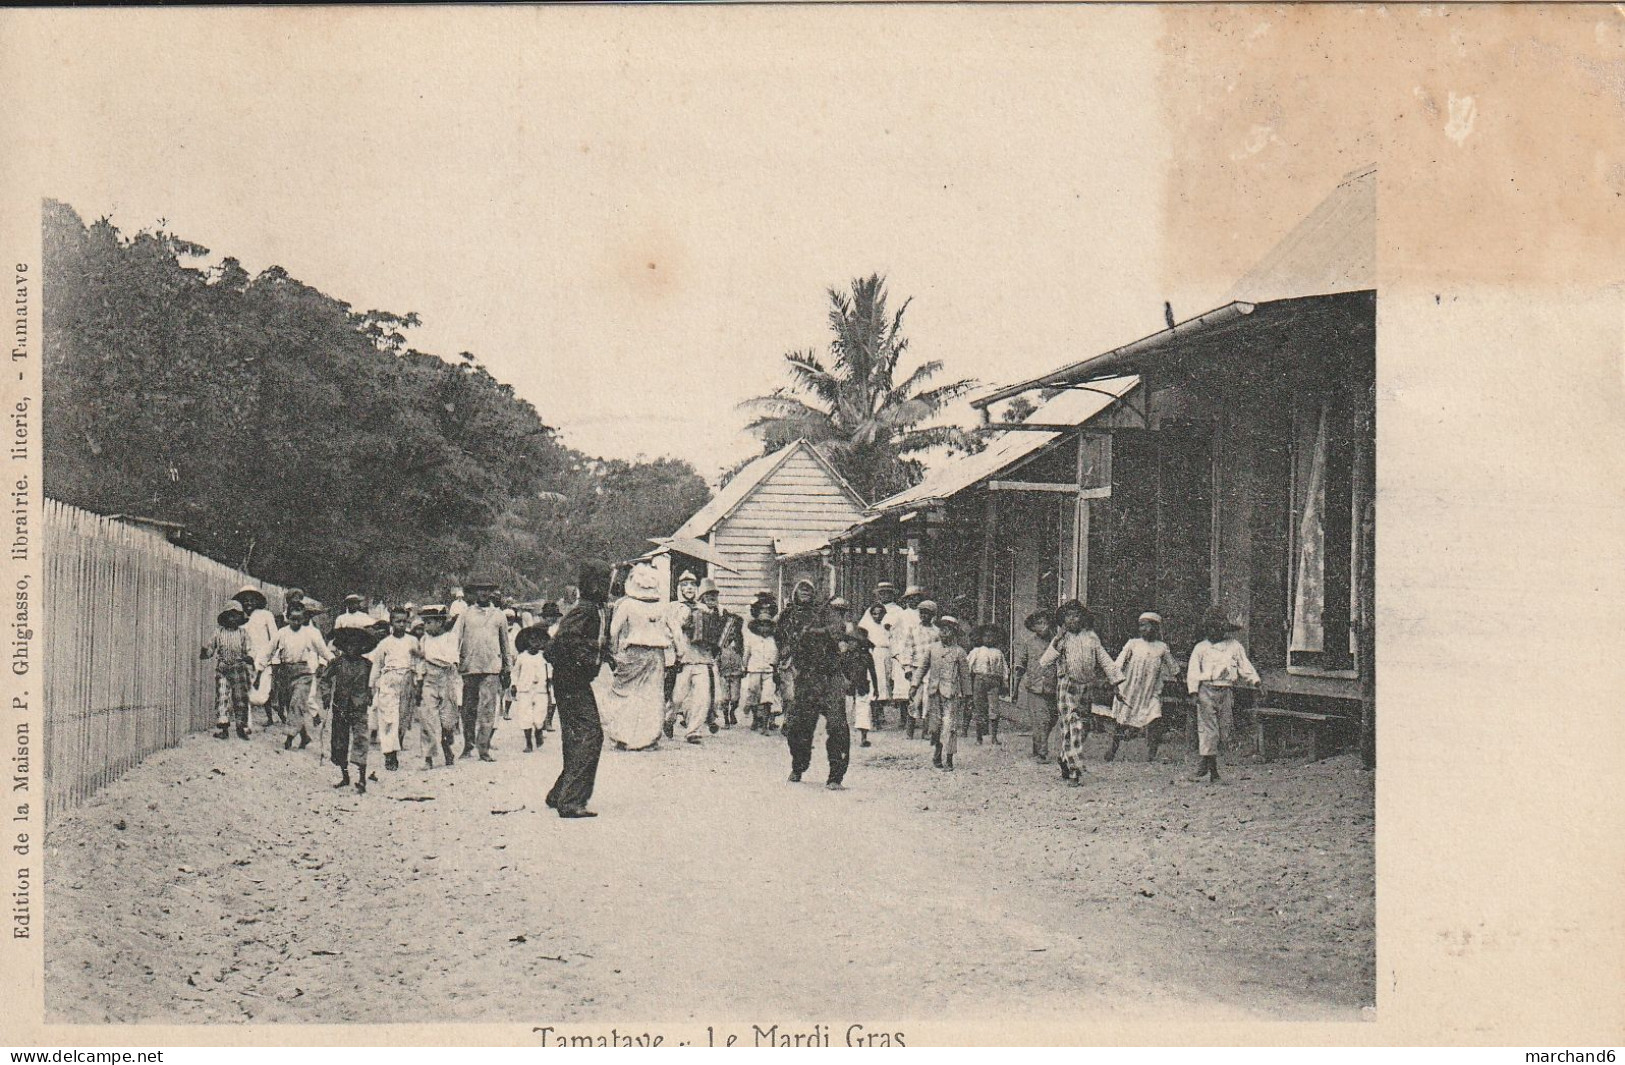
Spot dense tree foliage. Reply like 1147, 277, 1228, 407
740, 274, 980, 503
42, 200, 709, 604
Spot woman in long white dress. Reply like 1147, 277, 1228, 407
598, 563, 673, 751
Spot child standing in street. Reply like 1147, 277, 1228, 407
1109, 611, 1181, 763
328, 626, 378, 793
717, 612, 746, 729
966, 626, 1008, 745
203, 602, 254, 740
368, 608, 418, 772
258, 602, 331, 752
416, 607, 464, 767
831, 598, 879, 748
914, 616, 972, 771
511, 625, 553, 753
1013, 610, 1059, 763
741, 601, 780, 733
1039, 601, 1124, 786
1185, 605, 1260, 784
539, 601, 564, 733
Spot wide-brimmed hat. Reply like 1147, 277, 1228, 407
331, 626, 379, 656
217, 602, 245, 626
540, 601, 563, 619
697, 578, 719, 597
903, 585, 926, 598
1138, 611, 1163, 625
515, 624, 550, 653
233, 586, 266, 609
828, 596, 851, 611
937, 615, 960, 629
677, 570, 700, 586
343, 593, 364, 606
917, 599, 938, 613
875, 580, 897, 592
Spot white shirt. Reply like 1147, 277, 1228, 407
419, 625, 461, 669
512, 650, 551, 693
447, 598, 468, 620
891, 607, 921, 667
857, 612, 891, 652
1186, 638, 1261, 694
259, 624, 331, 674
743, 628, 779, 673
243, 608, 278, 665
334, 611, 373, 631
368, 633, 419, 684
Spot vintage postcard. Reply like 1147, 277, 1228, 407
0, 3, 1620, 1050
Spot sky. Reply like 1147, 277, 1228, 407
9, 7, 1217, 482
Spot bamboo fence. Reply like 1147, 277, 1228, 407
42, 500, 286, 824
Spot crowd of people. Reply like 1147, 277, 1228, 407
591, 565, 1262, 790
200, 563, 613, 818
199, 559, 1263, 821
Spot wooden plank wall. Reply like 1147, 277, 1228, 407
709, 447, 866, 612
42, 500, 286, 824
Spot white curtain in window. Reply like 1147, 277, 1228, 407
1290, 407, 1328, 653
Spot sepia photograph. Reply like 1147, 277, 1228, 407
0, 2, 1621, 1050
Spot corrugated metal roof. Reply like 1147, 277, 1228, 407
870, 375, 1140, 514
1225, 165, 1375, 304
670, 439, 862, 540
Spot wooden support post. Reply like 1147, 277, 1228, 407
980, 490, 997, 625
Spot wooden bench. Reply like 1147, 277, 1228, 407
1253, 706, 1351, 762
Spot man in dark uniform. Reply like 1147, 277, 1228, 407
544, 561, 609, 819
776, 578, 851, 790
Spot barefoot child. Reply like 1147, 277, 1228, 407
1109, 611, 1181, 762
328, 626, 378, 793
203, 602, 254, 740
1039, 601, 1123, 785
831, 598, 879, 748
717, 612, 746, 729
511, 625, 552, 753
966, 626, 1008, 745
416, 607, 463, 767
258, 602, 331, 752
1185, 606, 1260, 783
1013, 610, 1059, 763
741, 601, 780, 733
368, 608, 418, 772
914, 616, 972, 771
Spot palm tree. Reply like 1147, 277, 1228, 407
741, 274, 979, 503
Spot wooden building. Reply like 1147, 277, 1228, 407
831, 167, 1377, 758
662, 440, 868, 613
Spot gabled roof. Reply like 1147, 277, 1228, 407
670, 439, 864, 540
873, 376, 1140, 513
1225, 165, 1375, 304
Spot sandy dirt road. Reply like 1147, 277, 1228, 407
45, 711, 1373, 1027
